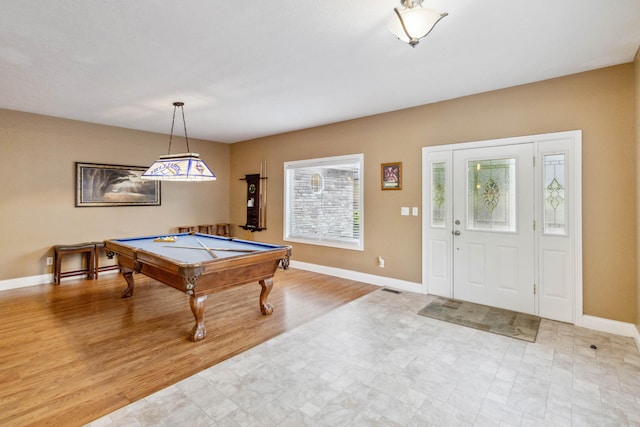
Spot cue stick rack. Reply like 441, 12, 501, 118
240, 160, 268, 232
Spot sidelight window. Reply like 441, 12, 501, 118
543, 153, 567, 235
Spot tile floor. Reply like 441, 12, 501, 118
88, 289, 640, 426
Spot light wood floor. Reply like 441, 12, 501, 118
0, 268, 377, 426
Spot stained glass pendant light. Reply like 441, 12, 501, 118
388, 0, 448, 48
141, 102, 216, 181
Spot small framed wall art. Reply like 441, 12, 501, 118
381, 162, 402, 190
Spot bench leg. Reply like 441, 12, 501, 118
54, 253, 62, 284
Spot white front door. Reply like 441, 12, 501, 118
422, 131, 582, 324
452, 143, 535, 314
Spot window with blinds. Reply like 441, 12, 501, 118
284, 154, 364, 251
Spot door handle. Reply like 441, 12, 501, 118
453, 230, 461, 236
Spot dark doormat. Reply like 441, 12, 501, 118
418, 297, 540, 342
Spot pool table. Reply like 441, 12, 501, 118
104, 233, 291, 342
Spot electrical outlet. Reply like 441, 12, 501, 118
412, 207, 419, 216
378, 256, 385, 268
46, 257, 53, 266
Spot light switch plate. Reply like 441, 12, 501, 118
401, 207, 410, 216
412, 207, 419, 216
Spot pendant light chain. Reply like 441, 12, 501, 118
167, 104, 177, 155
167, 101, 190, 154
180, 104, 191, 153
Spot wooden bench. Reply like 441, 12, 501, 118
215, 223, 231, 237
198, 224, 214, 234
53, 242, 120, 284
53, 243, 95, 284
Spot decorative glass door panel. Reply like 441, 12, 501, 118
467, 158, 516, 232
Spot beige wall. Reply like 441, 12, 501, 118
635, 49, 640, 330
231, 64, 637, 323
1, 64, 637, 324
0, 109, 230, 280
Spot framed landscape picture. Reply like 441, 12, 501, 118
75, 162, 161, 207
381, 162, 402, 190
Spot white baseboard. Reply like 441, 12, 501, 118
0, 270, 121, 293
289, 260, 422, 294
580, 315, 640, 352
0, 274, 53, 292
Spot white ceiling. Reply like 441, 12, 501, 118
2, 1, 639, 143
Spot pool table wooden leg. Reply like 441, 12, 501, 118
189, 294, 207, 342
259, 278, 274, 315
120, 268, 135, 298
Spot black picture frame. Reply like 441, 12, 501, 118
75, 162, 161, 207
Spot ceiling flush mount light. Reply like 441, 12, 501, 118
389, 0, 448, 48
142, 102, 216, 181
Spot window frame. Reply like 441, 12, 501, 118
283, 153, 364, 251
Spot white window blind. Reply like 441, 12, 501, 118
284, 154, 364, 251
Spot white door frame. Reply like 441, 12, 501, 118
421, 130, 583, 325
